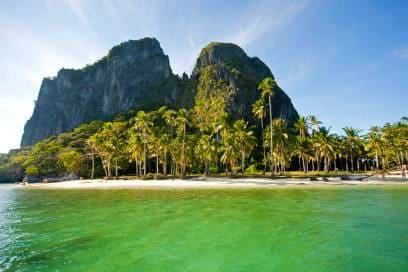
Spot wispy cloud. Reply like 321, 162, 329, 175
393, 46, 408, 59
278, 59, 315, 89
63, 0, 89, 24
227, 0, 310, 48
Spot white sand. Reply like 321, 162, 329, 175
17, 175, 408, 189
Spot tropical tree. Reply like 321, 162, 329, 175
343, 127, 363, 172
295, 116, 309, 139
162, 108, 176, 173
258, 77, 276, 175
292, 136, 311, 173
195, 134, 217, 176
127, 127, 143, 176
220, 128, 240, 176
314, 127, 335, 172
308, 115, 322, 132
58, 149, 83, 176
272, 118, 289, 173
175, 109, 189, 177
294, 116, 309, 171
233, 120, 256, 173
89, 123, 115, 177
132, 111, 153, 176
149, 126, 162, 176
252, 99, 267, 174
158, 132, 171, 176
109, 121, 127, 177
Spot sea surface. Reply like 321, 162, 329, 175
0, 184, 407, 271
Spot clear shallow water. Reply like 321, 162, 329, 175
0, 185, 407, 271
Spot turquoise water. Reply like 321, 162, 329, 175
0, 185, 407, 271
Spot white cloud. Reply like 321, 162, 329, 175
64, 0, 89, 24
227, 0, 310, 48
394, 46, 408, 59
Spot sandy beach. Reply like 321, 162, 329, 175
17, 175, 408, 189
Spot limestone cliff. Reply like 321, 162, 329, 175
21, 38, 186, 146
21, 38, 298, 146
192, 42, 298, 124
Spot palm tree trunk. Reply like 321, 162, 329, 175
115, 160, 118, 177
143, 144, 147, 176
181, 124, 186, 177
350, 148, 354, 172
298, 156, 301, 171
345, 155, 349, 172
156, 151, 159, 176
241, 151, 246, 174
357, 158, 360, 172
102, 159, 108, 177
163, 154, 167, 176
261, 117, 266, 175
107, 160, 111, 177
91, 149, 95, 179
268, 95, 273, 175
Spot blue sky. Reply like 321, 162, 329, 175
0, 0, 407, 152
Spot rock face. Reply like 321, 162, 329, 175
21, 38, 186, 146
21, 38, 298, 146
192, 42, 298, 124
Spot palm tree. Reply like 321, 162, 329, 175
163, 108, 177, 175
86, 138, 96, 178
272, 118, 288, 173
258, 77, 276, 175
127, 127, 143, 176
294, 116, 309, 171
133, 111, 152, 176
308, 115, 322, 132
292, 136, 311, 173
314, 127, 334, 172
88, 122, 116, 177
330, 134, 342, 172
233, 120, 256, 173
295, 116, 308, 139
149, 126, 161, 176
109, 121, 127, 177
158, 132, 171, 176
195, 134, 216, 176
252, 99, 267, 174
343, 127, 362, 172
176, 109, 189, 177
220, 128, 240, 176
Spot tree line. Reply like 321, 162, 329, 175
1, 77, 407, 180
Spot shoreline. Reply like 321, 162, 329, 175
15, 176, 408, 190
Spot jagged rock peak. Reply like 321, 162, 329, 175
192, 42, 272, 80
193, 42, 247, 71
191, 41, 298, 124
20, 37, 183, 146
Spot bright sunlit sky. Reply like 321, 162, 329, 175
0, 0, 407, 153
